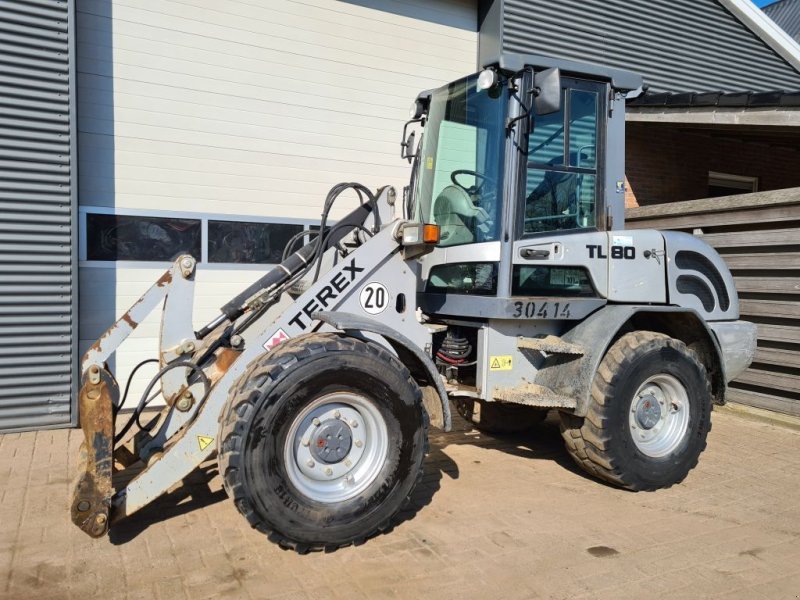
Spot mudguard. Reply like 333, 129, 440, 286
314, 311, 452, 431
536, 305, 728, 417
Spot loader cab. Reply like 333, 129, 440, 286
410, 54, 641, 318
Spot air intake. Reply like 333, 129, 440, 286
676, 275, 715, 312
675, 251, 730, 311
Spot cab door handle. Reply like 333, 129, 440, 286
520, 248, 550, 259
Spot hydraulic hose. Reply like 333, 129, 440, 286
211, 185, 377, 329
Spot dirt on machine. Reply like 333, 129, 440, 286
71, 53, 757, 551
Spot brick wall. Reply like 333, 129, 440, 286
624, 122, 800, 207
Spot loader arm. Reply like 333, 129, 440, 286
70, 186, 436, 537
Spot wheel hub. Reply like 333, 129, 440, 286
634, 393, 661, 430
310, 419, 353, 464
628, 375, 690, 458
284, 394, 389, 503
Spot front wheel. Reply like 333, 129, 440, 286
218, 333, 428, 552
560, 331, 712, 491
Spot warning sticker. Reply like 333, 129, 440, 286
489, 356, 513, 371
263, 328, 289, 351
197, 435, 214, 451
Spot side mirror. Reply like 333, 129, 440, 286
401, 129, 416, 164
533, 67, 561, 115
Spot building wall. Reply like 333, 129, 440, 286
0, 0, 78, 432
625, 122, 800, 206
75, 0, 478, 407
479, 0, 800, 93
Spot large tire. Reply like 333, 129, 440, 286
455, 399, 548, 434
218, 333, 428, 552
560, 331, 712, 491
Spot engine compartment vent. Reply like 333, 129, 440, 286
674, 250, 730, 311
676, 275, 716, 312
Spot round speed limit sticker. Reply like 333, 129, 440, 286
359, 282, 389, 315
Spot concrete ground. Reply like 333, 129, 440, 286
1, 409, 799, 600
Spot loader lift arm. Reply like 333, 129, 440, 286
71, 184, 392, 537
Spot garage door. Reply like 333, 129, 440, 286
76, 0, 478, 406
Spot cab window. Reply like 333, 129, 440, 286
523, 81, 603, 236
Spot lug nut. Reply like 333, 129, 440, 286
95, 513, 107, 524
354, 440, 363, 448
301, 438, 309, 447
312, 417, 320, 426
344, 459, 352, 467
306, 459, 315, 468
324, 467, 333, 476
351, 420, 358, 428
334, 410, 341, 419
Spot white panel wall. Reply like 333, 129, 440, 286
76, 0, 478, 407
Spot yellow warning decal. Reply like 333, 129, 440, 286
426, 156, 434, 169
197, 435, 214, 451
489, 356, 513, 371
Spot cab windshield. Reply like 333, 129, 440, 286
413, 74, 508, 247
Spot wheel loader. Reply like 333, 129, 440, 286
71, 53, 757, 550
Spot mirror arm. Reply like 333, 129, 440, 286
400, 117, 424, 160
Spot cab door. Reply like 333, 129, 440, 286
510, 77, 610, 302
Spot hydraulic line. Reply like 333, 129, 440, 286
198, 183, 379, 339
113, 361, 210, 446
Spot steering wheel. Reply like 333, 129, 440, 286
451, 169, 496, 196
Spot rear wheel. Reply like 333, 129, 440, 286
218, 333, 428, 552
455, 399, 548, 434
559, 331, 712, 491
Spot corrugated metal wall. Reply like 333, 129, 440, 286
0, 0, 77, 431
480, 0, 800, 92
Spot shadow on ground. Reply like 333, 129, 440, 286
108, 412, 603, 543
109, 462, 226, 544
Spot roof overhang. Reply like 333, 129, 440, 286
720, 0, 800, 72
627, 106, 800, 127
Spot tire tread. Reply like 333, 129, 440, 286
559, 331, 712, 491
217, 333, 428, 553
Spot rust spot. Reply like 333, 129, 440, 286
71, 369, 117, 538
156, 270, 173, 287
214, 347, 240, 374
121, 312, 137, 328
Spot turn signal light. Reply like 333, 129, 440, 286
422, 224, 440, 244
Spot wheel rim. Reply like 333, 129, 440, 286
628, 374, 690, 458
284, 392, 388, 503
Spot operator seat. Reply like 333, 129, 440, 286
431, 185, 489, 246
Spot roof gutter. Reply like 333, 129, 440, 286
720, 0, 800, 73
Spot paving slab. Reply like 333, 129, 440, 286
1, 410, 799, 600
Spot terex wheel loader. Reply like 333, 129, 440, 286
71, 53, 757, 550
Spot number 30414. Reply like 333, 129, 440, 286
512, 301, 571, 319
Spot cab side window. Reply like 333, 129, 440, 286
523, 82, 602, 236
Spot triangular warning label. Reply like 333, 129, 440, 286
491, 358, 501, 369
197, 435, 214, 451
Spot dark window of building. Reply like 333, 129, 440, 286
708, 171, 758, 198
87, 213, 201, 261
208, 220, 303, 264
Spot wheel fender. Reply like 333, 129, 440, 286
538, 305, 726, 417
314, 311, 451, 432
